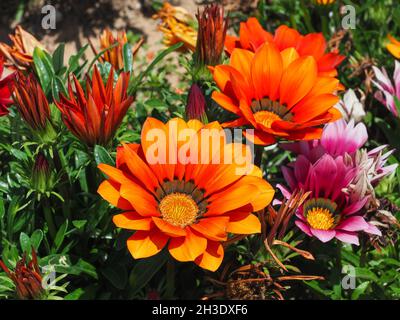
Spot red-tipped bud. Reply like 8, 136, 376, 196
186, 83, 208, 123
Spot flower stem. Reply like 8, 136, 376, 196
43, 201, 56, 240
165, 260, 175, 299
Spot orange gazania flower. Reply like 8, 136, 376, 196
97, 117, 274, 271
315, 0, 335, 4
92, 28, 143, 71
153, 2, 197, 51
211, 43, 341, 145
55, 66, 133, 146
225, 17, 345, 77
0, 25, 45, 70
386, 34, 400, 59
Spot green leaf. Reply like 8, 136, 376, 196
30, 230, 44, 250
129, 250, 168, 295
19, 232, 31, 253
53, 220, 68, 252
72, 220, 87, 230
52, 43, 65, 74
74, 259, 98, 279
123, 43, 133, 73
351, 281, 370, 300
0, 196, 4, 221
94, 145, 115, 166
355, 267, 378, 282
51, 75, 67, 101
129, 42, 183, 95
64, 288, 84, 300
67, 44, 89, 75
101, 264, 128, 290
33, 47, 55, 94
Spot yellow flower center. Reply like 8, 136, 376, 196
306, 207, 335, 230
159, 192, 198, 227
253, 111, 282, 128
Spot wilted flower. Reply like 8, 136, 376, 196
211, 42, 341, 145
12, 72, 56, 141
0, 25, 45, 70
186, 83, 207, 123
97, 117, 274, 271
194, 4, 228, 68
386, 34, 400, 59
55, 66, 133, 147
92, 28, 143, 71
225, 17, 345, 77
372, 60, 400, 117
0, 56, 14, 117
153, 2, 197, 51
335, 89, 366, 122
0, 249, 44, 300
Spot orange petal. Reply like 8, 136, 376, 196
190, 217, 229, 241
273, 25, 301, 51
168, 228, 207, 262
97, 180, 133, 210
212, 91, 241, 115
296, 33, 326, 61
127, 230, 168, 259
120, 181, 159, 216
227, 212, 261, 234
113, 212, 153, 230
280, 47, 300, 70
230, 48, 254, 82
206, 183, 259, 216
280, 56, 317, 108
98, 163, 132, 184
251, 42, 283, 101
194, 241, 224, 272
292, 94, 339, 122
243, 129, 275, 146
152, 217, 187, 237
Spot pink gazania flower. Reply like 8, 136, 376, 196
280, 154, 380, 245
372, 60, 400, 117
280, 119, 397, 244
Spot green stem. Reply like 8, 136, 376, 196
43, 201, 56, 240
165, 260, 175, 299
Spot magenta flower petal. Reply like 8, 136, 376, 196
310, 228, 336, 243
335, 231, 360, 245
337, 216, 369, 232
295, 220, 312, 237
364, 223, 382, 236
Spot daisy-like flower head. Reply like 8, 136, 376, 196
281, 154, 381, 245
0, 25, 45, 71
225, 17, 345, 77
211, 42, 341, 145
97, 117, 274, 271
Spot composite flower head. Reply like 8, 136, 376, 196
211, 42, 341, 145
372, 60, 400, 117
280, 119, 397, 244
225, 17, 345, 77
0, 25, 44, 70
97, 117, 274, 271
55, 66, 133, 147
281, 154, 380, 245
0, 56, 14, 117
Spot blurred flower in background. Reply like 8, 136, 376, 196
315, 0, 336, 5
372, 60, 400, 117
0, 25, 45, 70
153, 2, 197, 52
386, 34, 400, 59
